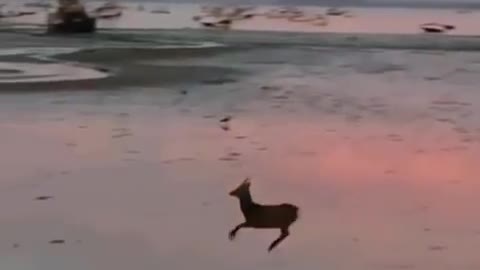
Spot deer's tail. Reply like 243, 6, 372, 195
290, 205, 300, 223
294, 205, 300, 221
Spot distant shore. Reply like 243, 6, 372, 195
1, 2, 480, 35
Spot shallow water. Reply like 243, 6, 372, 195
1, 30, 480, 269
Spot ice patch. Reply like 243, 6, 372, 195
0, 62, 109, 83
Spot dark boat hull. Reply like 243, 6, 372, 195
47, 14, 96, 34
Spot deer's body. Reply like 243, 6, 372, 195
228, 178, 299, 252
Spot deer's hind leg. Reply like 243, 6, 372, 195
268, 227, 289, 252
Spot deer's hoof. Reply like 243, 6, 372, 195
228, 231, 236, 241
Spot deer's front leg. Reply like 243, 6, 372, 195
228, 222, 246, 241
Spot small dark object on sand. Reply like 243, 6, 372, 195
220, 116, 232, 123
35, 196, 53, 201
429, 245, 447, 251
202, 78, 236, 85
220, 123, 230, 131
180, 90, 188, 95
95, 67, 109, 72
49, 239, 65, 244
217, 19, 232, 25
12, 243, 20, 248
444, 25, 455, 30
228, 178, 299, 252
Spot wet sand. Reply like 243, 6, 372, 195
1, 31, 480, 269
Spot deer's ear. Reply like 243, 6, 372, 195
243, 177, 251, 185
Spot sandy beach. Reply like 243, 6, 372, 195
1, 1, 480, 269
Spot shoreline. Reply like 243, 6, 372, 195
1, 3, 480, 36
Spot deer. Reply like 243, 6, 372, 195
228, 178, 299, 252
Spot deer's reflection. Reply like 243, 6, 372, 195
228, 178, 299, 252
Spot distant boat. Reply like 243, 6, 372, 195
47, 0, 96, 34
199, 16, 231, 29
420, 23, 455, 33
326, 7, 348, 16
264, 7, 302, 19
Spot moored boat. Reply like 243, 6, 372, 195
46, 0, 96, 34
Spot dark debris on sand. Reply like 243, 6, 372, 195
35, 196, 53, 201
49, 239, 66, 244
220, 116, 232, 123
219, 116, 232, 131
428, 245, 447, 251
201, 78, 236, 85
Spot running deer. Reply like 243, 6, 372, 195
228, 178, 299, 252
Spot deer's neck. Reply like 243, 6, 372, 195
239, 192, 255, 216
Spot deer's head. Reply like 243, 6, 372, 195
229, 178, 251, 198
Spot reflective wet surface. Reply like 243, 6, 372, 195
1, 31, 480, 269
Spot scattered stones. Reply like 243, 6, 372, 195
428, 245, 447, 251
219, 152, 242, 161
220, 116, 232, 123
112, 132, 133, 139
273, 94, 289, 100
425, 75, 442, 81
261, 85, 281, 91
112, 127, 130, 132
220, 123, 230, 131
95, 67, 110, 73
35, 196, 53, 201
435, 118, 455, 124
49, 239, 65, 244
65, 142, 77, 147
202, 78, 236, 85
218, 116, 232, 131
162, 157, 196, 164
